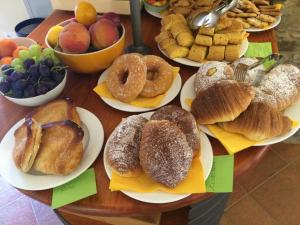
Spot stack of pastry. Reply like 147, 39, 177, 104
106, 105, 201, 188
13, 98, 84, 175
156, 14, 248, 62
226, 0, 282, 29
191, 60, 300, 141
106, 54, 174, 103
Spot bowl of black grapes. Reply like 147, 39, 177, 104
0, 44, 67, 106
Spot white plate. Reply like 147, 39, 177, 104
145, 7, 163, 19
103, 111, 213, 204
246, 16, 281, 33
180, 74, 300, 145
0, 107, 104, 190
97, 69, 182, 112
158, 39, 249, 67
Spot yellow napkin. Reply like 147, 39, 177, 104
186, 98, 299, 154
110, 157, 206, 194
93, 67, 180, 108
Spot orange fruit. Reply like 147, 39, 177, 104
0, 39, 17, 57
0, 56, 13, 65
13, 46, 28, 58
75, 2, 97, 26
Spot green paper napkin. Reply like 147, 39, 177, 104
244, 42, 273, 58
52, 168, 97, 209
205, 155, 234, 193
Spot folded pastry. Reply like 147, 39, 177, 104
237, 13, 258, 17
225, 44, 241, 61
170, 23, 191, 38
213, 34, 229, 45
187, 45, 207, 62
215, 16, 233, 31
216, 19, 244, 33
151, 105, 201, 157
106, 115, 147, 177
256, 14, 276, 23
195, 34, 213, 46
194, 61, 234, 94
155, 31, 172, 43
219, 102, 292, 141
226, 32, 246, 45
33, 120, 84, 175
27, 98, 81, 126
140, 120, 193, 188
206, 45, 225, 61
259, 11, 281, 16
177, 32, 194, 47
161, 13, 187, 30
246, 18, 269, 28
191, 80, 255, 124
254, 64, 300, 111
234, 18, 251, 29
159, 38, 177, 50
13, 118, 42, 172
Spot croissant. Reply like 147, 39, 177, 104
219, 102, 292, 141
191, 80, 255, 124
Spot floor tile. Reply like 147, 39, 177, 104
0, 196, 37, 225
252, 157, 300, 225
226, 181, 247, 209
31, 199, 63, 225
271, 143, 300, 163
238, 150, 287, 192
223, 196, 277, 225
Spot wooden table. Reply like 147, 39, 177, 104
0, 9, 278, 221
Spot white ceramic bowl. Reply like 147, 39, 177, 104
10, 37, 36, 48
3, 71, 67, 107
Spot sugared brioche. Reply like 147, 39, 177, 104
191, 80, 255, 124
13, 118, 42, 172
139, 120, 193, 188
150, 105, 201, 157
219, 102, 293, 141
106, 115, 148, 177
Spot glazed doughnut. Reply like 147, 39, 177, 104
140, 120, 193, 188
106, 115, 148, 177
140, 55, 174, 98
194, 61, 234, 95
151, 105, 201, 157
106, 54, 147, 103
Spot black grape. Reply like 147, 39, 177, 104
23, 59, 35, 70
23, 85, 36, 98
40, 78, 57, 90
39, 64, 50, 77
15, 79, 27, 90
1, 65, 14, 76
28, 64, 39, 78
35, 83, 48, 95
28, 75, 38, 85
44, 58, 54, 68
9, 71, 24, 82
0, 80, 11, 93
51, 71, 64, 83
12, 89, 23, 98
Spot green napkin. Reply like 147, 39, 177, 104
52, 168, 97, 209
205, 155, 234, 193
244, 42, 273, 58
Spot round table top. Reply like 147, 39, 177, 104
0, 10, 277, 217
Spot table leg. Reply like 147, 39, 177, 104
188, 193, 229, 225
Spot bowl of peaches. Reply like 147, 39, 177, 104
45, 2, 125, 74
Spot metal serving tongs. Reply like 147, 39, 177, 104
234, 53, 284, 84
189, 0, 238, 29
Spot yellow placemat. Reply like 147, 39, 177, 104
110, 157, 206, 194
185, 98, 299, 154
93, 67, 180, 108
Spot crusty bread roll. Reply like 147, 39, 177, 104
219, 102, 292, 141
191, 80, 255, 124
27, 98, 81, 126
253, 64, 300, 111
151, 105, 201, 157
139, 120, 193, 188
33, 120, 84, 175
13, 118, 42, 172
106, 115, 147, 177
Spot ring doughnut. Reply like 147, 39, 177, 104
106, 54, 147, 103
140, 55, 174, 98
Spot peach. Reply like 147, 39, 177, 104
0, 56, 13, 65
89, 18, 119, 49
13, 46, 28, 58
59, 22, 90, 54
0, 39, 17, 57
